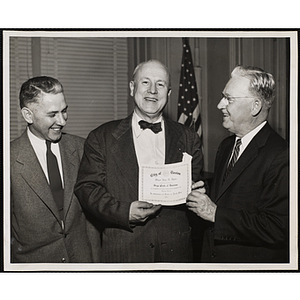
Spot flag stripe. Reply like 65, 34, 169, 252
177, 37, 202, 138
178, 112, 188, 124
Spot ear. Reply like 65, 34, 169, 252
251, 99, 262, 116
129, 81, 135, 97
21, 107, 34, 124
167, 89, 172, 98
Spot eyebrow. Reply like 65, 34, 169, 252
47, 105, 68, 115
140, 77, 167, 83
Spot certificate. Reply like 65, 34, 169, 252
139, 152, 192, 206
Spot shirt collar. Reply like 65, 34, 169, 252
239, 121, 267, 147
27, 126, 61, 152
27, 126, 46, 148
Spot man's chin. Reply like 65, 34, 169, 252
222, 122, 232, 132
49, 133, 62, 142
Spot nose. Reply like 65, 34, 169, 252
56, 112, 67, 126
217, 97, 228, 110
148, 82, 158, 94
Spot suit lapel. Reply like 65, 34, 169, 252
216, 145, 259, 203
111, 114, 139, 197
215, 124, 271, 203
164, 117, 185, 164
213, 137, 235, 197
16, 131, 61, 221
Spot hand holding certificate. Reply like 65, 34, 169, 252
139, 153, 192, 206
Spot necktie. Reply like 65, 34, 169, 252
223, 138, 242, 182
46, 140, 64, 219
139, 120, 162, 134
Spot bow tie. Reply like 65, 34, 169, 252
139, 120, 162, 134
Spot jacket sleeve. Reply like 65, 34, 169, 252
74, 130, 132, 231
213, 148, 289, 247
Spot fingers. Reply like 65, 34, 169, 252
187, 189, 205, 201
186, 191, 208, 210
146, 204, 161, 216
192, 180, 205, 190
187, 206, 198, 215
135, 201, 156, 209
129, 201, 161, 223
191, 180, 206, 194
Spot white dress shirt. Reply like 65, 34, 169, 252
132, 111, 165, 166
27, 127, 64, 187
230, 121, 267, 163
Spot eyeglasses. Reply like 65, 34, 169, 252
221, 93, 255, 103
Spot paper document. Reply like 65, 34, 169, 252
139, 152, 192, 206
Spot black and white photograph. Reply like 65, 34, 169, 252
3, 30, 298, 272
1, 28, 299, 300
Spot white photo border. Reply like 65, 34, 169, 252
3, 29, 298, 272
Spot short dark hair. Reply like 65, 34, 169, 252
19, 76, 64, 109
231, 65, 275, 108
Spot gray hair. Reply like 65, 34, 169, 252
231, 65, 275, 108
132, 59, 171, 88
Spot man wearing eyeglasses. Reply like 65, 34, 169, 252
187, 65, 289, 263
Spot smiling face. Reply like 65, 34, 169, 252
130, 61, 171, 122
217, 75, 256, 137
22, 92, 68, 142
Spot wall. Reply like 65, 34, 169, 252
10, 36, 289, 174
128, 37, 289, 173
9, 37, 129, 140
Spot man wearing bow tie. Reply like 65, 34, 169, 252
75, 60, 203, 263
186, 66, 289, 263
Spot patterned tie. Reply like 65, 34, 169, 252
46, 140, 64, 219
223, 138, 242, 182
139, 120, 162, 134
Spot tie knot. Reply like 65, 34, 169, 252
235, 138, 242, 148
139, 120, 162, 134
46, 140, 51, 149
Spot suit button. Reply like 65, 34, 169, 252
61, 257, 66, 263
211, 252, 216, 258
149, 243, 155, 248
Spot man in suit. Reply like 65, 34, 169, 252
75, 59, 203, 263
11, 76, 100, 263
187, 65, 289, 263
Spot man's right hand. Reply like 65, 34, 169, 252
129, 201, 161, 223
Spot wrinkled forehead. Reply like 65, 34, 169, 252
136, 61, 169, 83
31, 92, 66, 108
224, 75, 251, 96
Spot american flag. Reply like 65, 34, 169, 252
177, 38, 202, 138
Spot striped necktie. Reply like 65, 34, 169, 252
223, 138, 242, 182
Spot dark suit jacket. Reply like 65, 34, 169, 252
75, 114, 203, 263
11, 130, 100, 263
201, 123, 289, 263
